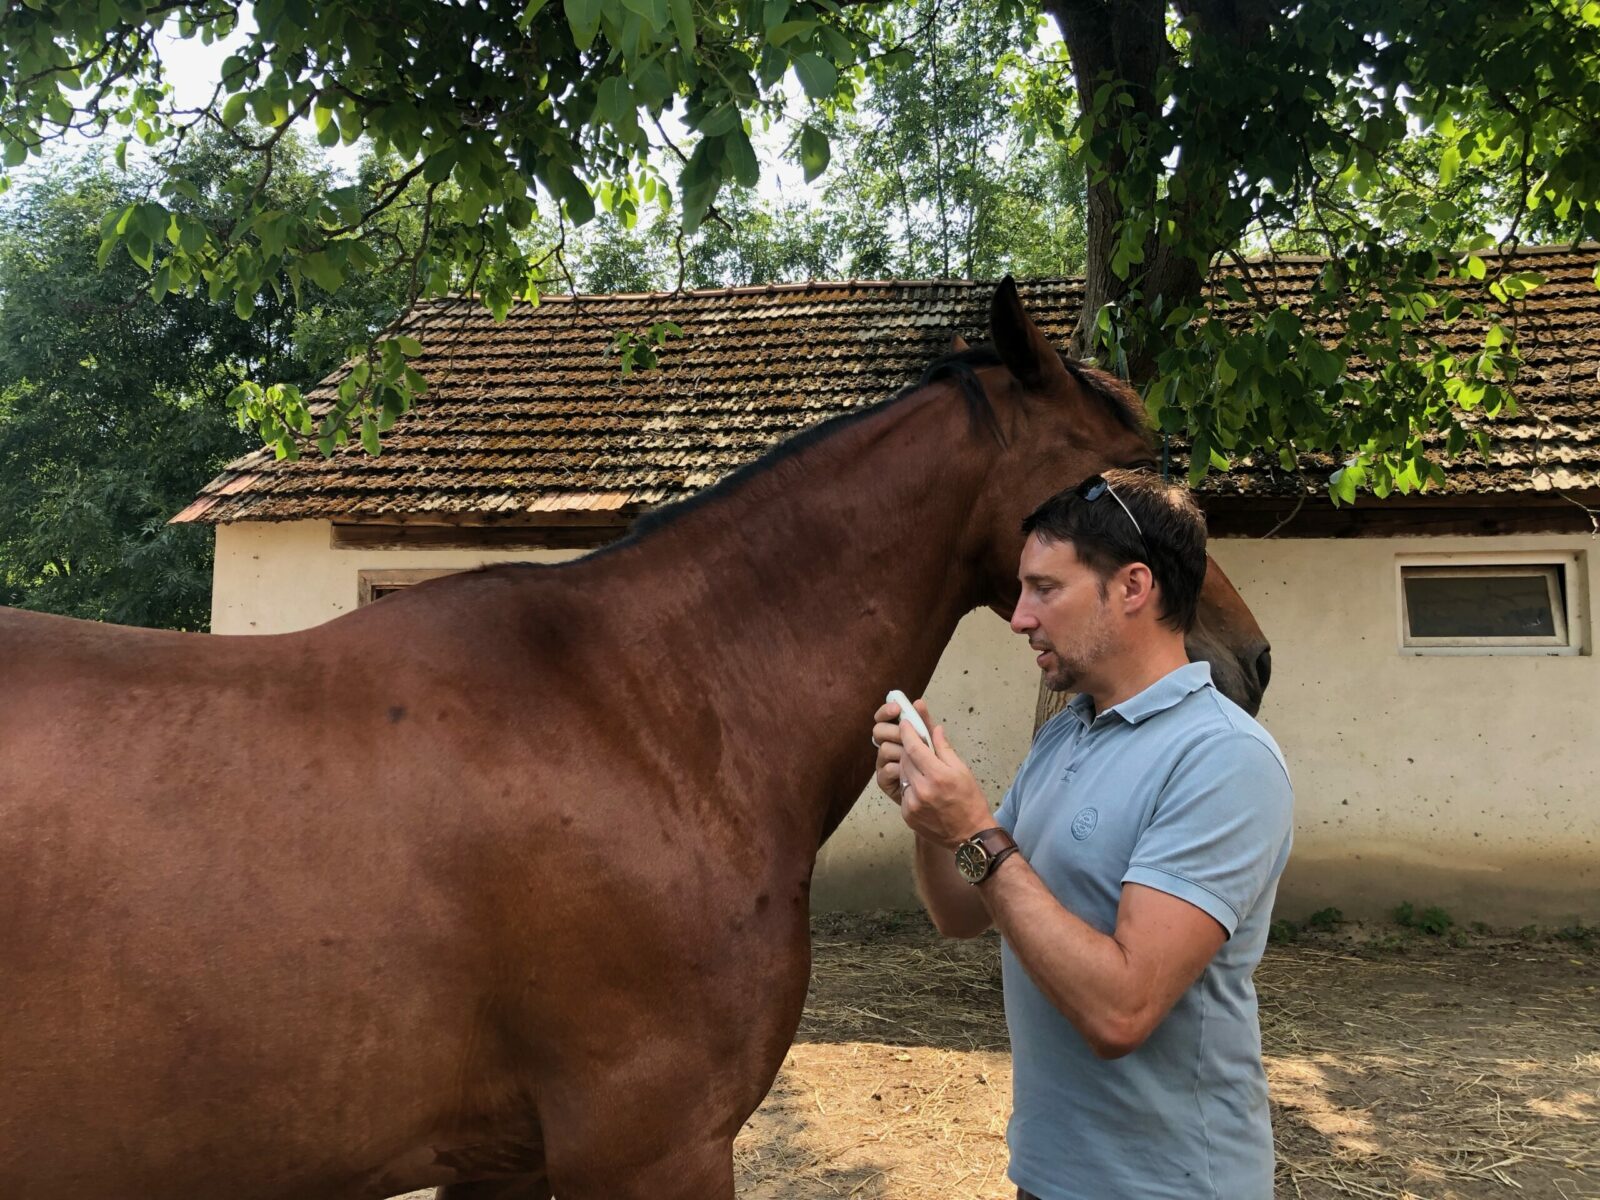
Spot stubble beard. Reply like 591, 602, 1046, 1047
1039, 604, 1114, 694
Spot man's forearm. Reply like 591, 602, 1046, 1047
977, 858, 1151, 1057
913, 834, 991, 938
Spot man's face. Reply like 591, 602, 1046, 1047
1009, 534, 1116, 693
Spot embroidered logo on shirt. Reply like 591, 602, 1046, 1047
1070, 806, 1099, 841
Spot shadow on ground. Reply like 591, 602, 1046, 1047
748, 912, 1600, 1200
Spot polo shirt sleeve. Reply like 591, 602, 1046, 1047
1122, 731, 1293, 937
994, 782, 1018, 834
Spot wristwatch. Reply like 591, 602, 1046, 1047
954, 827, 1019, 885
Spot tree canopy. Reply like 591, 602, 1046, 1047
0, 0, 1596, 498
0, 132, 414, 627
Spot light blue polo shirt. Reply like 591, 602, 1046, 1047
993, 661, 1293, 1200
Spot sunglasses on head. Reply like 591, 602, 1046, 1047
1074, 475, 1146, 545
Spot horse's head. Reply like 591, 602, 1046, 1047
955, 278, 1273, 715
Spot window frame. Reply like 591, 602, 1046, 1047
1395, 552, 1584, 656
356, 567, 461, 607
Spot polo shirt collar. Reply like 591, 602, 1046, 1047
1065, 661, 1215, 728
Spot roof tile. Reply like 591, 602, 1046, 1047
178, 247, 1600, 522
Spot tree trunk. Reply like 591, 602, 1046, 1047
1044, 0, 1280, 379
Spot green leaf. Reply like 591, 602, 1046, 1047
670, 0, 695, 49
545, 163, 595, 225
1187, 433, 1212, 486
220, 53, 250, 90
1503, 271, 1545, 297
234, 291, 255, 320
621, 0, 667, 29
1302, 340, 1343, 388
360, 417, 381, 456
221, 92, 249, 128
301, 250, 344, 291
125, 232, 153, 269
792, 53, 838, 100
565, 0, 603, 49
1215, 350, 1236, 386
799, 124, 830, 182
1330, 465, 1359, 505
395, 335, 423, 356
1439, 144, 1461, 187
769, 18, 816, 45
695, 104, 739, 138
724, 127, 759, 188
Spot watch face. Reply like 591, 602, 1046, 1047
955, 840, 989, 883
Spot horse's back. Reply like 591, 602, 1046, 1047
0, 605, 508, 1197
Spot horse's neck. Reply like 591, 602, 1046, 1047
587, 384, 999, 843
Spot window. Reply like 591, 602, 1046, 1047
356, 568, 461, 607
1397, 554, 1583, 655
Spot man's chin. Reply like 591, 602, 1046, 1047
1042, 667, 1077, 693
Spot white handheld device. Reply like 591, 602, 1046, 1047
885, 690, 933, 746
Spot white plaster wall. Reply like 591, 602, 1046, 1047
1209, 534, 1599, 926
212, 521, 1600, 923
810, 607, 1042, 911
210, 520, 589, 634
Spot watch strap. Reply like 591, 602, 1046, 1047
984, 845, 1020, 878
963, 827, 1019, 884
971, 827, 1017, 858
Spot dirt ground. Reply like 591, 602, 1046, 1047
735, 912, 1600, 1200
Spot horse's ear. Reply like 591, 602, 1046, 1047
948, 332, 970, 352
990, 276, 1071, 391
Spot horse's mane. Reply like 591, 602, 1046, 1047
1054, 356, 1151, 440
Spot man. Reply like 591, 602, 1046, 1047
871, 468, 1293, 1200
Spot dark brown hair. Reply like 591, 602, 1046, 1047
1020, 469, 1208, 633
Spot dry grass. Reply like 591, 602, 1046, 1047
732, 914, 1600, 1199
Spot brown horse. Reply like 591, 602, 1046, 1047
0, 280, 1270, 1200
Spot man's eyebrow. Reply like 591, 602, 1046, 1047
1020, 571, 1060, 586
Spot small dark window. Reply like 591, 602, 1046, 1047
356, 569, 460, 607
1400, 563, 1570, 651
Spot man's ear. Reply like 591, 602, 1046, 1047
1111, 561, 1157, 614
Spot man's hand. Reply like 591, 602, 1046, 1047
870, 696, 931, 805
872, 696, 995, 939
898, 715, 992, 850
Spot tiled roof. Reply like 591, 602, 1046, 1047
174, 245, 1600, 524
